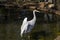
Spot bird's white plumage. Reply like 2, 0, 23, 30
21, 18, 27, 29
21, 17, 28, 37
20, 10, 40, 37
28, 10, 37, 26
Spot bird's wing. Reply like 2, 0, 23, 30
21, 17, 27, 29
20, 17, 28, 37
26, 24, 34, 33
28, 19, 36, 26
20, 22, 28, 37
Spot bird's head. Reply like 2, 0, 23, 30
33, 10, 40, 13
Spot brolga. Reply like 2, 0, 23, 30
20, 10, 40, 37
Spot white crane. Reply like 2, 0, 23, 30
20, 10, 40, 37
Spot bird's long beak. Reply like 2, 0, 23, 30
36, 10, 40, 13
37, 11, 40, 12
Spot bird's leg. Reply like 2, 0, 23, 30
26, 33, 31, 40
28, 35, 30, 40
23, 33, 30, 40
22, 33, 27, 40
20, 34, 25, 40
20, 36, 23, 40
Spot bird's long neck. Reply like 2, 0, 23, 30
33, 11, 36, 20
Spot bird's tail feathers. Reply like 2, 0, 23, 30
20, 32, 23, 37
20, 30, 24, 37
